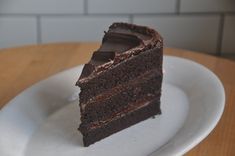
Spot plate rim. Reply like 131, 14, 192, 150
0, 56, 225, 156
151, 56, 225, 156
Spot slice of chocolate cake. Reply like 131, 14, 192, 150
76, 22, 163, 146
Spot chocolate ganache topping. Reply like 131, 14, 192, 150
77, 23, 163, 84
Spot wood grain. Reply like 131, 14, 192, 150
0, 43, 235, 155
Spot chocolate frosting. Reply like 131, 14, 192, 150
77, 23, 163, 145
77, 22, 163, 84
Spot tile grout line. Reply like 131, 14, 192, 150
216, 14, 225, 56
84, 0, 88, 15
0, 12, 234, 17
176, 0, 181, 14
132, 12, 221, 16
36, 15, 42, 44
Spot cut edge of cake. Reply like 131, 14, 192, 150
76, 22, 163, 146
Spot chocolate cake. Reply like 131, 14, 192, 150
76, 22, 163, 146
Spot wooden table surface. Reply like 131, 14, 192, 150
0, 43, 235, 155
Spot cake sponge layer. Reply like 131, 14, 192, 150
81, 98, 161, 147
80, 69, 162, 124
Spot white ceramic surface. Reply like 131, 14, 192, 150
0, 56, 225, 156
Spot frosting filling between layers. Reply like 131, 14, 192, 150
80, 96, 160, 132
78, 46, 163, 104
80, 69, 162, 111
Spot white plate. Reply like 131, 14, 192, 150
0, 56, 225, 156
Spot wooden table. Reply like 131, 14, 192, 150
0, 43, 235, 155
